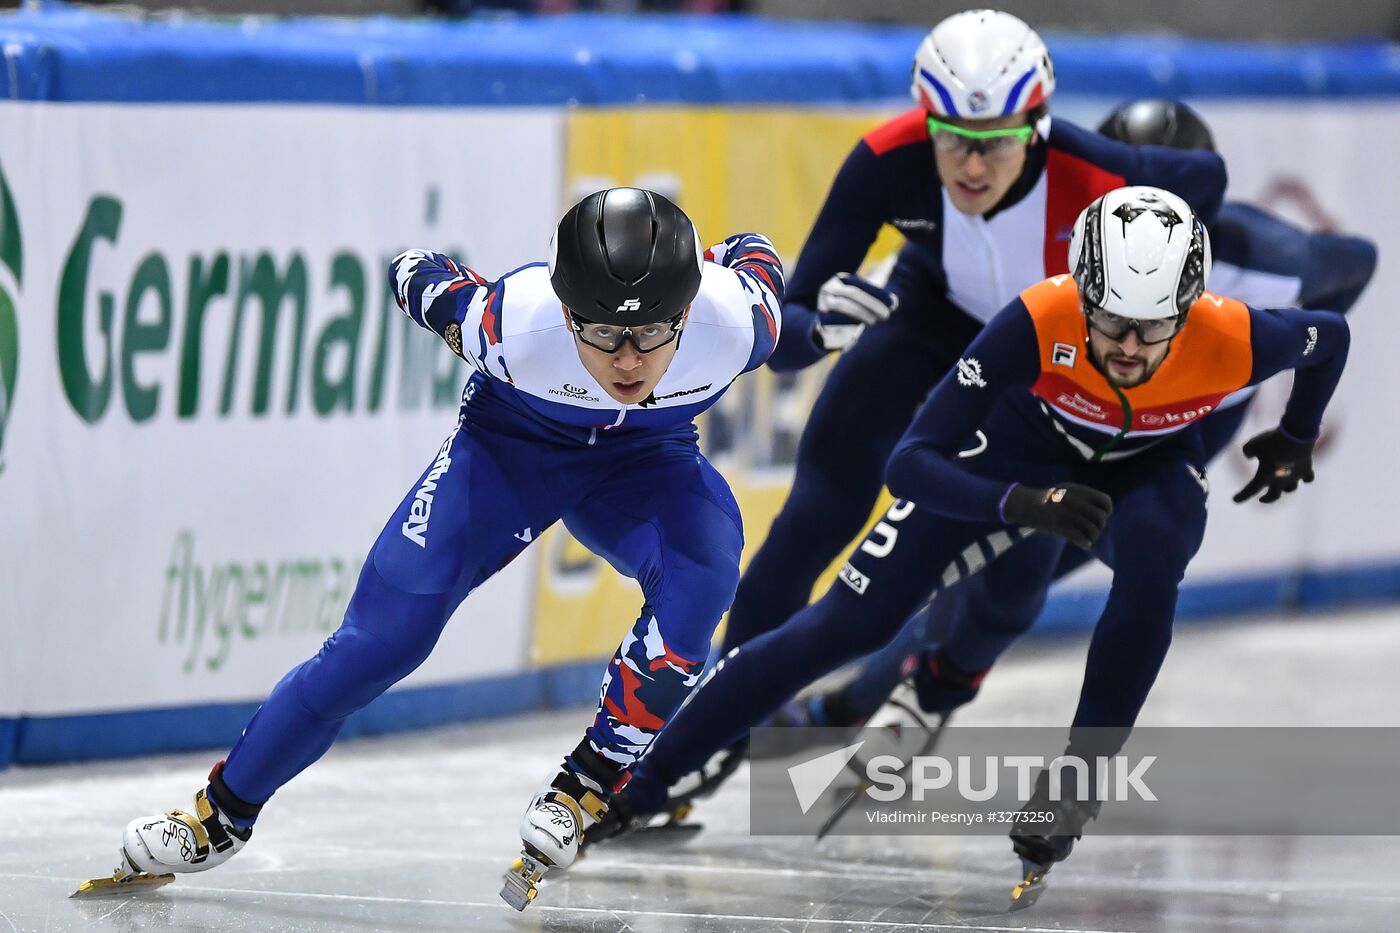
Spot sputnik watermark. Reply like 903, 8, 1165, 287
754, 726, 1400, 836
788, 747, 1156, 814
864, 754, 1157, 803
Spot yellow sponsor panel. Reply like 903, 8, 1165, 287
530, 106, 903, 668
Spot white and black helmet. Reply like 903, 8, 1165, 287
910, 9, 1055, 119
549, 187, 703, 326
1068, 186, 1212, 320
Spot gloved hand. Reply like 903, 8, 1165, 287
817, 272, 899, 324
1002, 482, 1113, 549
812, 313, 865, 352
1232, 427, 1316, 504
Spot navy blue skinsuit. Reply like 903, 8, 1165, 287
829, 203, 1377, 723
622, 274, 1349, 813
723, 110, 1226, 663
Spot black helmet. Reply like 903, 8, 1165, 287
1097, 99, 1215, 152
549, 187, 702, 325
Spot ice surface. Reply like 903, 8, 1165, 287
3, 605, 1400, 932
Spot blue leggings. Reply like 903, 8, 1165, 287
220, 418, 744, 807
624, 445, 1208, 812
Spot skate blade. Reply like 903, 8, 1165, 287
815, 780, 870, 841
499, 855, 544, 911
1009, 867, 1048, 911
71, 871, 176, 899
622, 821, 704, 848
589, 805, 703, 853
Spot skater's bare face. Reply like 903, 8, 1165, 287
567, 307, 688, 404
931, 114, 1033, 216
1088, 326, 1172, 389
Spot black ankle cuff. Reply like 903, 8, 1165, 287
207, 761, 265, 823
566, 739, 626, 794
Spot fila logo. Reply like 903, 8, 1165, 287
618, 298, 641, 312
1052, 342, 1077, 368
838, 562, 870, 595
1303, 325, 1318, 356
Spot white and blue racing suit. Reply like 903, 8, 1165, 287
213, 235, 784, 807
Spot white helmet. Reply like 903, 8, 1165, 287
910, 10, 1055, 119
1069, 186, 1212, 319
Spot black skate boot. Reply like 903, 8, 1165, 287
1008, 769, 1101, 910
581, 741, 747, 854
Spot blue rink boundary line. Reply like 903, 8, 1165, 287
2, 560, 1398, 771
2, 4, 1400, 105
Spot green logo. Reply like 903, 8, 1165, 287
54, 194, 464, 426
0, 155, 21, 472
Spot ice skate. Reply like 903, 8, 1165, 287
750, 694, 851, 760
584, 790, 705, 853
72, 785, 251, 898
817, 683, 949, 840
1007, 771, 1101, 910
582, 741, 745, 854
501, 769, 609, 910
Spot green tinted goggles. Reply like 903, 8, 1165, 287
926, 116, 1036, 159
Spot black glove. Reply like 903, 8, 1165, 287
1232, 428, 1316, 504
1002, 482, 1113, 549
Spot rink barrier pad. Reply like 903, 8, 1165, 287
5, 562, 1399, 768
3, 6, 1400, 106
9, 660, 605, 766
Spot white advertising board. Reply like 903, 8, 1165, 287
0, 104, 563, 717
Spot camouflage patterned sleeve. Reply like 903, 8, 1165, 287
388, 249, 493, 365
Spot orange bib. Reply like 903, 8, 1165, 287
1021, 276, 1254, 439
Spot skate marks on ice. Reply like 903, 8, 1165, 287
15, 835, 1400, 933
3, 607, 1400, 930
575, 833, 1400, 932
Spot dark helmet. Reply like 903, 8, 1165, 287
1097, 99, 1216, 152
549, 187, 702, 325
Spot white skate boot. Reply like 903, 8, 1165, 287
72, 784, 252, 897
500, 768, 610, 910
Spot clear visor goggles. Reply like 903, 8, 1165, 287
1084, 304, 1185, 345
569, 311, 685, 353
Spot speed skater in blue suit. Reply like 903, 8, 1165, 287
78, 188, 798, 911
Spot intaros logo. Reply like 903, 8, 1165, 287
0, 156, 21, 471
